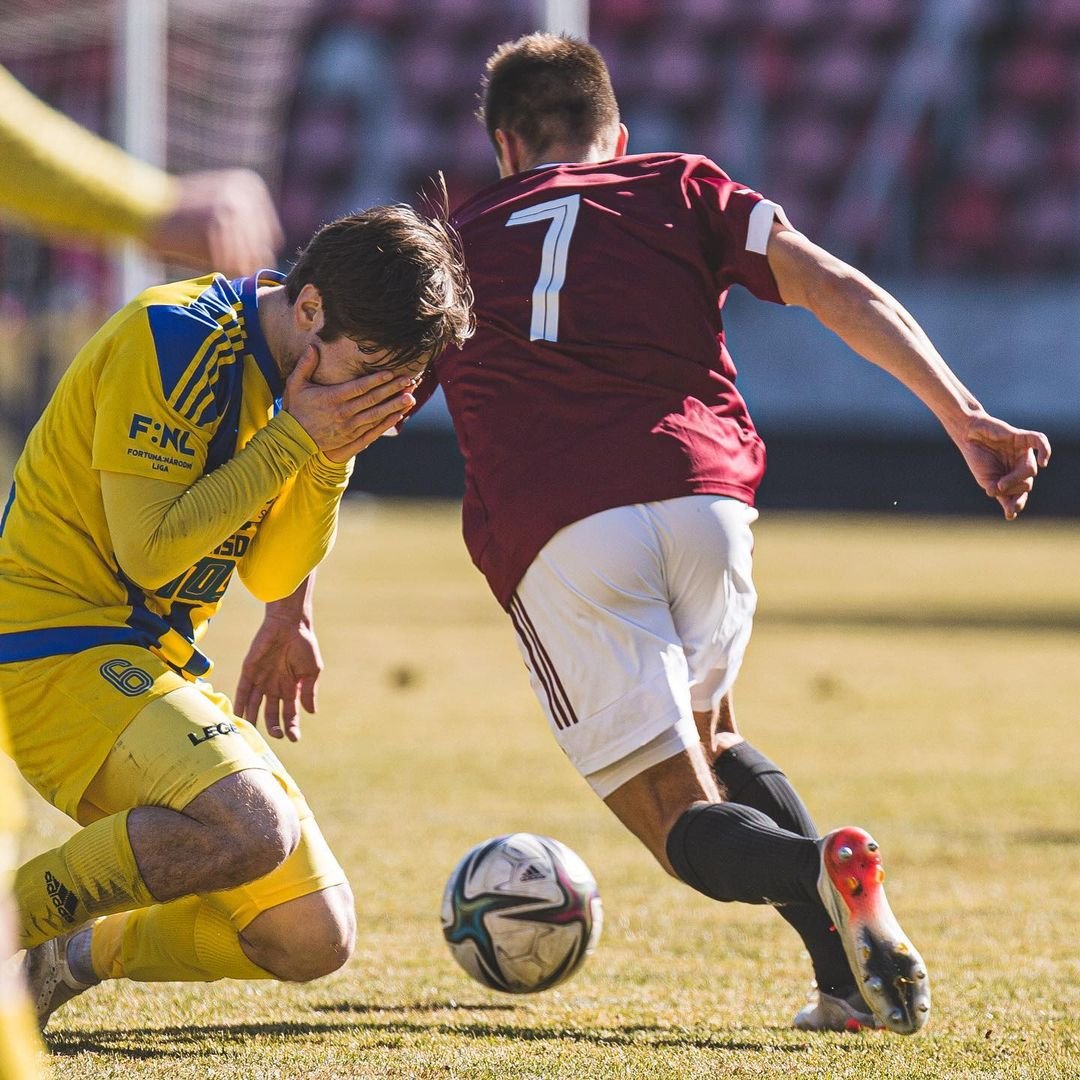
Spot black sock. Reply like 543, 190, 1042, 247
714, 741, 816, 836
715, 742, 855, 996
665, 802, 820, 906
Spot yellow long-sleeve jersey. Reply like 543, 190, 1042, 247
0, 271, 351, 678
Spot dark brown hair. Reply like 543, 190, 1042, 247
285, 203, 473, 370
479, 33, 620, 160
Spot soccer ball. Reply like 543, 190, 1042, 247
440, 833, 602, 993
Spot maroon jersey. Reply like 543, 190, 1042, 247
431, 152, 786, 608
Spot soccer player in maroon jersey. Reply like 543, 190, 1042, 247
246, 33, 1049, 1034
433, 34, 1048, 1035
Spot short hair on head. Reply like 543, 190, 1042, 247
284, 203, 474, 371
479, 33, 619, 160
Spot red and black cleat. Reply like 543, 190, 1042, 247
816, 826, 931, 1035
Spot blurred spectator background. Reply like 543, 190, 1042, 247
277, 0, 1080, 275
8, 2, 1080, 287
2, 0, 1078, 511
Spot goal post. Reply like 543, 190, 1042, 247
115, 0, 167, 300
541, 0, 589, 39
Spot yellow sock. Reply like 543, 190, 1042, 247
0, 995, 46, 1080
90, 897, 272, 983
14, 811, 154, 949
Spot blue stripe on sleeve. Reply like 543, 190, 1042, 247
147, 278, 244, 403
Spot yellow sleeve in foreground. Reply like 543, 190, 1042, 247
101, 411, 317, 590
0, 64, 177, 243
238, 452, 354, 602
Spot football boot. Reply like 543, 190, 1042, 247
816, 827, 931, 1034
793, 982, 883, 1032
22, 927, 96, 1030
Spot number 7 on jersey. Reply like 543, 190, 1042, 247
505, 194, 580, 342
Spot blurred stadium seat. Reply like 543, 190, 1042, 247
5, 1, 1078, 296
2, 0, 1078, 509
290, 0, 1078, 275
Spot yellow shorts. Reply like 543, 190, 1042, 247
0, 644, 185, 819
0, 645, 345, 927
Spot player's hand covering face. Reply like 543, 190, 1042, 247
282, 346, 418, 463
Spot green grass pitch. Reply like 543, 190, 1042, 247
18, 502, 1080, 1078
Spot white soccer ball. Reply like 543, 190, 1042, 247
440, 833, 602, 993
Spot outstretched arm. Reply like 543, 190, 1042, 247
0, 65, 282, 274
766, 223, 1051, 520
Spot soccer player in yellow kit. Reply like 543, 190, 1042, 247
0, 206, 472, 1030
0, 62, 285, 1077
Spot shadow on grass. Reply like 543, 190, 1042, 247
1012, 827, 1080, 846
758, 608, 1080, 632
47, 1021, 346, 1061
314, 1001, 519, 1014
47, 1007, 819, 1059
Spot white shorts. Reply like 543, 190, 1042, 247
509, 495, 758, 798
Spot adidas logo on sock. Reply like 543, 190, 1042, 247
44, 870, 79, 924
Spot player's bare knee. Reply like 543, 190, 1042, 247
244, 884, 356, 981
287, 888, 356, 981
241, 804, 301, 882
232, 791, 301, 882
184, 770, 301, 883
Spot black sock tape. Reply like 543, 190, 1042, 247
715, 741, 785, 800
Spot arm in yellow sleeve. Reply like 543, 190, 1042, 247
237, 452, 353, 603
100, 411, 318, 590
0, 65, 177, 243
